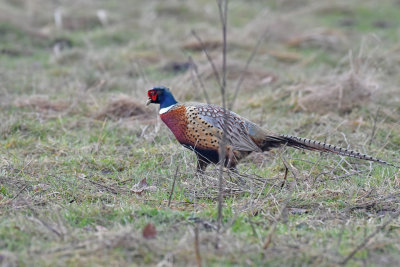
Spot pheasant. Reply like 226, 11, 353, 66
146, 86, 395, 172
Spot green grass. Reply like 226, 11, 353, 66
0, 0, 400, 266
319, 4, 400, 41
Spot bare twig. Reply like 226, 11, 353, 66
191, 30, 222, 90
79, 175, 119, 194
168, 166, 179, 207
13, 184, 28, 200
189, 56, 211, 104
25, 201, 63, 239
194, 225, 202, 267
16, 158, 33, 177
229, 29, 269, 110
280, 166, 289, 189
312, 157, 345, 186
345, 192, 400, 212
341, 209, 400, 265
0, 184, 28, 207
216, 0, 229, 250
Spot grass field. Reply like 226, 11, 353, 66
1, 0, 400, 266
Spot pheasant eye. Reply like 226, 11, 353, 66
148, 90, 157, 100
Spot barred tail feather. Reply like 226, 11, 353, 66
279, 134, 398, 168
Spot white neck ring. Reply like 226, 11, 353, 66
159, 104, 176, 115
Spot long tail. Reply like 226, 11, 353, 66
276, 134, 398, 168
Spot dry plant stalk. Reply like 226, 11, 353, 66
229, 29, 269, 110
192, 0, 275, 249
191, 0, 228, 250
194, 225, 202, 267
168, 166, 179, 207
216, 0, 229, 250
188, 56, 211, 104
191, 30, 222, 90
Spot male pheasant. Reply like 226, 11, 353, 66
147, 86, 395, 172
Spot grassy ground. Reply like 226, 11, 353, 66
1, 0, 400, 266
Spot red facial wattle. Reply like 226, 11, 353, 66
148, 90, 158, 101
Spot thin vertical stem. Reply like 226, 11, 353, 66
168, 166, 179, 207
229, 29, 269, 110
216, 0, 228, 250
194, 225, 202, 267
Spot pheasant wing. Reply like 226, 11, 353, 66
189, 103, 261, 152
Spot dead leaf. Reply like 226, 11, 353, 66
131, 178, 157, 195
142, 223, 157, 239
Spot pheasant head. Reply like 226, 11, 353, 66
146, 86, 178, 109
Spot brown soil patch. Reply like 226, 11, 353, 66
15, 96, 71, 112
95, 95, 152, 121
287, 28, 348, 50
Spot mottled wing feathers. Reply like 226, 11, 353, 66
184, 103, 262, 152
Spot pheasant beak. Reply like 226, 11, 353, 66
146, 98, 151, 106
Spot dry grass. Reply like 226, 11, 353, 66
294, 71, 374, 114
